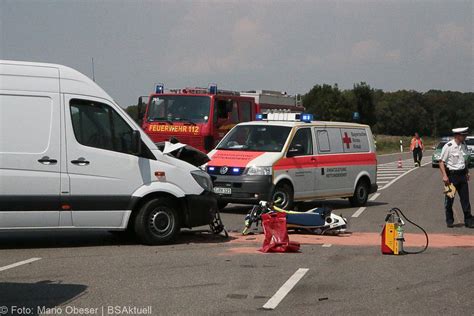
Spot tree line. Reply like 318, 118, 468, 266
302, 83, 473, 137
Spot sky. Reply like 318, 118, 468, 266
1, 0, 472, 107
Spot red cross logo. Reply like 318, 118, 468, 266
342, 132, 352, 149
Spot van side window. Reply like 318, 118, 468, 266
239, 101, 252, 122
317, 130, 331, 152
288, 128, 313, 156
70, 99, 135, 155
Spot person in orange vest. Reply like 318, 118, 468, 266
410, 132, 424, 167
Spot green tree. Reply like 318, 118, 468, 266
303, 84, 354, 122
351, 82, 376, 126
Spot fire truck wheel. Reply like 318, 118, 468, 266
349, 180, 369, 207
272, 183, 294, 210
134, 198, 180, 245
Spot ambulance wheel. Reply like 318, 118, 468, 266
134, 198, 180, 245
272, 183, 294, 210
349, 180, 369, 207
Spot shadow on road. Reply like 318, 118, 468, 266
0, 281, 87, 316
0, 230, 234, 250
296, 200, 389, 211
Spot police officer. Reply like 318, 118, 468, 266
439, 127, 473, 228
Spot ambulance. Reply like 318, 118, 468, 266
207, 112, 378, 209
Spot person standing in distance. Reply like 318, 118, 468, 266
439, 127, 473, 228
410, 132, 424, 167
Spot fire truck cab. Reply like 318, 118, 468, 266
139, 85, 303, 152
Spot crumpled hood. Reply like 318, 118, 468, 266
156, 141, 210, 167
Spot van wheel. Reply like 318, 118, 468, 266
134, 198, 180, 245
272, 183, 294, 210
349, 180, 369, 207
218, 201, 228, 210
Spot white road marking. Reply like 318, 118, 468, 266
379, 161, 431, 190
376, 157, 431, 190
263, 268, 309, 310
322, 244, 332, 248
351, 207, 366, 218
0, 258, 41, 272
352, 193, 381, 218
369, 193, 381, 201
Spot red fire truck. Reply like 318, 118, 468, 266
138, 85, 304, 152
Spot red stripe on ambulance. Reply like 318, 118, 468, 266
209, 150, 266, 167
274, 152, 376, 170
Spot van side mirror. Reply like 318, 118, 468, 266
131, 130, 142, 155
287, 144, 304, 157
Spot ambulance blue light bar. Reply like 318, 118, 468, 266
256, 112, 313, 122
209, 84, 218, 94
155, 84, 164, 94
300, 113, 313, 122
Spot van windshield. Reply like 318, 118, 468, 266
147, 96, 211, 123
217, 125, 292, 152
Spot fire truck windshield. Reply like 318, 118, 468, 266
217, 125, 292, 152
147, 96, 211, 123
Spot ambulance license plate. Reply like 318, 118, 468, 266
214, 187, 232, 195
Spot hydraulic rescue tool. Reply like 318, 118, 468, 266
381, 207, 429, 255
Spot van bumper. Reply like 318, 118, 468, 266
182, 192, 217, 228
211, 175, 273, 204
370, 183, 378, 194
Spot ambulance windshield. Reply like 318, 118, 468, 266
147, 96, 211, 123
217, 125, 292, 152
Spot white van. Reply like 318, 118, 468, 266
207, 112, 378, 209
0, 60, 217, 244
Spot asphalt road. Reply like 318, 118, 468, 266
0, 152, 473, 316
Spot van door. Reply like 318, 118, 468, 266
313, 127, 350, 196
0, 93, 61, 227
285, 128, 315, 199
64, 96, 152, 228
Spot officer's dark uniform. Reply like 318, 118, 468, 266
440, 128, 473, 228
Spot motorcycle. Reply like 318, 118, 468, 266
242, 200, 348, 236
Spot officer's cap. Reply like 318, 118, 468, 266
452, 127, 469, 135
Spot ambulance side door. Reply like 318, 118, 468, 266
285, 128, 315, 199
314, 127, 348, 196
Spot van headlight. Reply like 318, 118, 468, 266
191, 170, 213, 191
245, 166, 272, 176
